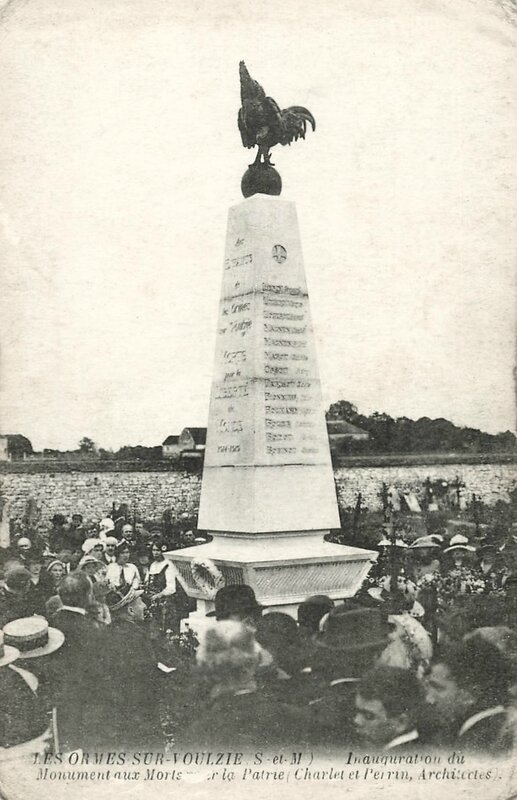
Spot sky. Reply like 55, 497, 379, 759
0, 0, 516, 450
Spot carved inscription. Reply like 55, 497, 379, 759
265, 379, 311, 388
264, 392, 297, 401
217, 444, 241, 453
265, 366, 288, 374
207, 261, 328, 466
225, 253, 252, 270
214, 384, 249, 400
264, 311, 305, 321
223, 350, 246, 363
267, 446, 296, 455
259, 278, 320, 462
265, 406, 315, 415
232, 301, 251, 314
262, 283, 305, 296
264, 297, 303, 308
264, 324, 306, 335
265, 419, 291, 428
264, 338, 307, 349
230, 319, 252, 335
217, 419, 243, 433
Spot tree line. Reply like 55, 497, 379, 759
326, 401, 516, 455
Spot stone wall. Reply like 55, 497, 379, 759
0, 462, 515, 526
334, 462, 516, 510
0, 472, 202, 526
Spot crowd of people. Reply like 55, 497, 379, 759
0, 509, 516, 758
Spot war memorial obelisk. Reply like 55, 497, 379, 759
168, 63, 376, 615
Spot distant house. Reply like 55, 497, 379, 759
162, 435, 181, 459
178, 427, 207, 452
326, 420, 369, 451
0, 434, 34, 461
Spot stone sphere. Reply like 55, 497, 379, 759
241, 164, 282, 198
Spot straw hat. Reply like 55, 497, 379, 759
409, 536, 441, 550
0, 630, 19, 668
444, 534, 475, 554
3, 616, 64, 659
105, 586, 144, 613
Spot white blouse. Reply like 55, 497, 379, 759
106, 562, 141, 590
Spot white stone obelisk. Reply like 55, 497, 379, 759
168, 194, 375, 614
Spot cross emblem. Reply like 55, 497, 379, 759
272, 245, 287, 264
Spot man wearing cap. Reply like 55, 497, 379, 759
14, 537, 33, 564
0, 565, 43, 627
307, 604, 390, 746
1, 537, 34, 571
96, 586, 163, 749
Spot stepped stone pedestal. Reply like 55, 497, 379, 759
167, 194, 376, 616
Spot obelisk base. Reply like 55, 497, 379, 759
166, 533, 377, 622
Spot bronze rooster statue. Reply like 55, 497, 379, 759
238, 61, 316, 167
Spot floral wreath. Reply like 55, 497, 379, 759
190, 558, 225, 598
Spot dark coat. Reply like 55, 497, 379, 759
183, 689, 311, 750
93, 619, 164, 749
48, 609, 106, 750
0, 586, 43, 627
458, 707, 511, 756
52, 608, 99, 650
306, 677, 360, 747
0, 665, 48, 747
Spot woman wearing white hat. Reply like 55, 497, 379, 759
444, 534, 476, 569
81, 538, 105, 559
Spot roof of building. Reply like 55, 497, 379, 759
326, 420, 369, 437
182, 427, 207, 445
3, 434, 33, 452
162, 435, 179, 446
